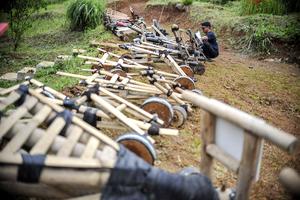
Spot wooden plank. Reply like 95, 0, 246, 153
235, 132, 261, 200
81, 136, 100, 158
206, 144, 240, 173
200, 111, 216, 178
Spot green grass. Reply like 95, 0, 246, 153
147, 0, 180, 6
189, 1, 300, 54
67, 0, 106, 31
240, 0, 286, 15
0, 0, 112, 89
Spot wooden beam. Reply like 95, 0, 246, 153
235, 132, 262, 200
200, 111, 216, 178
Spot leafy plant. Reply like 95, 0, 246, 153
182, 0, 194, 6
240, 0, 286, 15
0, 0, 46, 51
67, 0, 106, 31
194, 0, 233, 4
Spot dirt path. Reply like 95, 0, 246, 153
108, 1, 300, 199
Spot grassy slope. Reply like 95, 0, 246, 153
0, 0, 112, 90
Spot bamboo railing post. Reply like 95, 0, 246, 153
200, 111, 216, 178
235, 131, 262, 200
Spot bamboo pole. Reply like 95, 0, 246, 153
97, 48, 178, 78
28, 89, 120, 150
90, 93, 155, 143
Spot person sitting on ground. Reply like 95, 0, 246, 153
201, 21, 219, 59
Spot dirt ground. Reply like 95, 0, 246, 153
105, 0, 300, 199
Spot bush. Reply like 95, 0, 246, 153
0, 0, 46, 50
195, 0, 233, 4
67, 0, 106, 31
182, 0, 193, 6
240, 0, 286, 15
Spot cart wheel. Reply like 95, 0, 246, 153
189, 62, 206, 75
121, 53, 133, 60
174, 76, 195, 90
120, 35, 129, 41
116, 133, 156, 165
180, 65, 194, 78
141, 97, 173, 128
105, 68, 127, 80
172, 106, 188, 128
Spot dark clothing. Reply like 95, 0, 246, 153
102, 145, 220, 200
202, 31, 219, 59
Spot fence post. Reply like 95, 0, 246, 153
236, 131, 262, 200
200, 111, 216, 178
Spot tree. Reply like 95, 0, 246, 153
1, 0, 46, 50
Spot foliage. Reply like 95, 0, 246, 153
195, 0, 233, 5
0, 0, 47, 51
190, 1, 300, 54
0, 0, 112, 88
67, 0, 106, 31
210, 0, 233, 5
182, 0, 193, 6
234, 14, 300, 53
240, 0, 286, 15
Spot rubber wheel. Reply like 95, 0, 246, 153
180, 65, 194, 78
116, 133, 156, 165
189, 62, 206, 75
172, 106, 188, 128
141, 97, 173, 128
174, 76, 195, 90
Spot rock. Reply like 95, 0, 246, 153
0, 73, 17, 81
264, 58, 275, 62
55, 55, 72, 62
17, 67, 36, 80
175, 3, 187, 12
72, 48, 87, 55
36, 61, 55, 69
